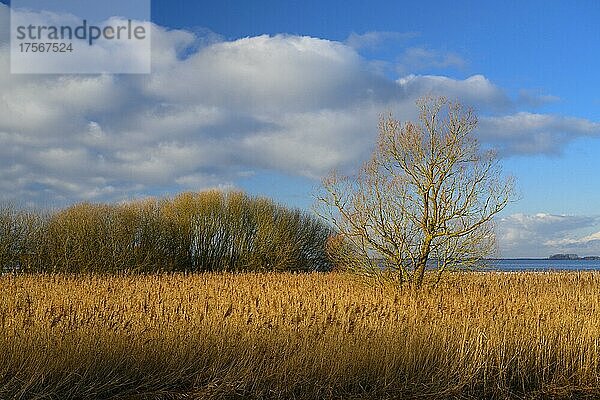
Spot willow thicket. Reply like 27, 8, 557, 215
0, 191, 332, 273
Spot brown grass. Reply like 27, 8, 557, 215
1, 272, 600, 399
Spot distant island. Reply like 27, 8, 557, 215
549, 254, 600, 260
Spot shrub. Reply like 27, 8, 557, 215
1, 191, 334, 273
0, 205, 45, 273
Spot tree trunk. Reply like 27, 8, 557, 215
414, 236, 432, 288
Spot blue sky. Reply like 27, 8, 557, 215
1, 1, 600, 257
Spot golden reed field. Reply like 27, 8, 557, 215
2, 272, 600, 399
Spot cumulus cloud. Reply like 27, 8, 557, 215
397, 74, 511, 111
145, 34, 400, 113
497, 213, 600, 257
545, 231, 600, 248
479, 113, 600, 155
1, 3, 600, 207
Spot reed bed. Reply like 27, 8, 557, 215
1, 272, 600, 399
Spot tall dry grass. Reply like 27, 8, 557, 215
1, 272, 600, 399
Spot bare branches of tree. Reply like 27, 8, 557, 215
317, 97, 514, 287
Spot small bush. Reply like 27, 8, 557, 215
0, 205, 45, 273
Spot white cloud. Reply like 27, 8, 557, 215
145, 33, 400, 113
397, 74, 511, 110
545, 231, 600, 247
479, 112, 600, 155
498, 213, 600, 257
1, 3, 600, 207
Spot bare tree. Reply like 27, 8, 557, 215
317, 97, 514, 288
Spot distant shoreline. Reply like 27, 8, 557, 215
487, 257, 600, 261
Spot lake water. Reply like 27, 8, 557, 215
2, 259, 600, 274
484, 259, 600, 271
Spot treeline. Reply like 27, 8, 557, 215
0, 191, 333, 273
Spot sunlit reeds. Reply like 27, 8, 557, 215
1, 272, 599, 398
